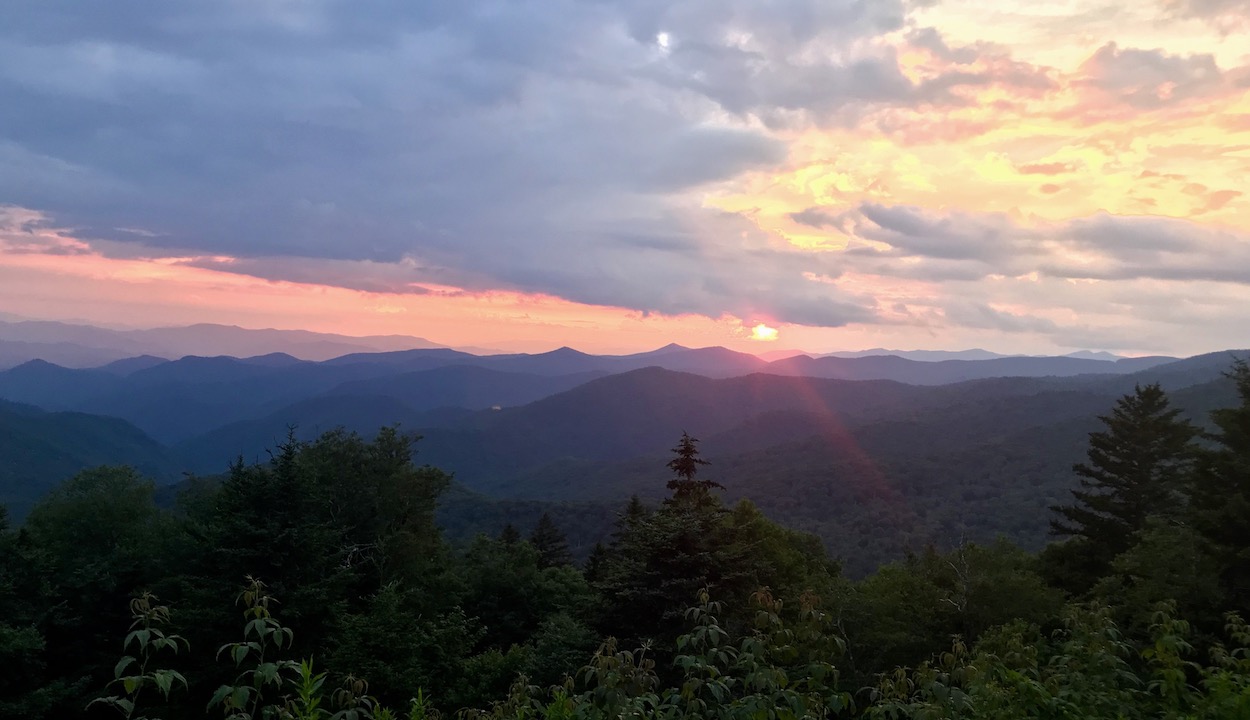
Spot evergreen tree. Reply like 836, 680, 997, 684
593, 435, 834, 653
617, 495, 650, 534
20, 467, 173, 717
0, 505, 76, 717
583, 542, 608, 584
1188, 359, 1250, 611
1049, 383, 1197, 571
665, 432, 722, 503
528, 512, 572, 569
177, 428, 453, 695
499, 523, 522, 545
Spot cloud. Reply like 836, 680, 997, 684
789, 207, 848, 230
853, 204, 1037, 264
1, 0, 979, 329
2, 0, 1249, 353
1071, 43, 1240, 114
1163, 0, 1250, 32
942, 302, 1061, 334
842, 202, 1250, 286
1017, 161, 1079, 175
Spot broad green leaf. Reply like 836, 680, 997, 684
114, 655, 137, 678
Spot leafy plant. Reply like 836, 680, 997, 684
88, 592, 188, 719
280, 659, 329, 720
210, 577, 300, 720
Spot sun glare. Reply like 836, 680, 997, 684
750, 323, 779, 342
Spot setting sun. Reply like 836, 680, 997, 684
749, 323, 779, 342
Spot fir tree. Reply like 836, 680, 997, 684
583, 542, 608, 584
499, 523, 522, 545
1188, 359, 1250, 611
665, 432, 723, 503
528, 512, 572, 569
1050, 383, 1197, 565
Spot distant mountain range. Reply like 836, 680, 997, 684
825, 348, 1125, 361
0, 341, 1185, 449
0, 319, 447, 368
0, 318, 1155, 370
762, 347, 1126, 362
0, 327, 1244, 573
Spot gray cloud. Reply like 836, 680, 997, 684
854, 204, 1039, 264
789, 207, 847, 230
1075, 43, 1231, 110
844, 202, 1250, 286
3, 0, 971, 327
942, 302, 1061, 334
1163, 0, 1250, 31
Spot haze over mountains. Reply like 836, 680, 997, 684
0, 318, 1244, 572
0, 319, 449, 369
0, 318, 1149, 370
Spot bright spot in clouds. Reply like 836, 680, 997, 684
750, 324, 779, 342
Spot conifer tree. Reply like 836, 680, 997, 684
528, 512, 572, 569
1188, 359, 1250, 610
499, 523, 522, 545
583, 542, 608, 584
665, 432, 723, 503
593, 436, 753, 647
619, 495, 650, 530
1050, 383, 1197, 564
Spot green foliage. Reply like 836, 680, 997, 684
456, 533, 595, 650
0, 400, 175, 522
846, 540, 1063, 681
0, 504, 76, 717
1091, 520, 1226, 633
326, 584, 479, 709
1189, 358, 1250, 612
282, 659, 328, 720
89, 592, 189, 719
12, 375, 1250, 719
87, 587, 451, 720
860, 601, 1250, 719
209, 577, 300, 720
593, 440, 840, 655
523, 613, 599, 688
20, 465, 173, 715
666, 432, 721, 502
1050, 383, 1198, 584
528, 513, 573, 570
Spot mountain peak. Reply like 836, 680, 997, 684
654, 342, 690, 353
544, 346, 590, 357
241, 352, 305, 367
9, 358, 66, 372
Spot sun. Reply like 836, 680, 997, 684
749, 323, 779, 342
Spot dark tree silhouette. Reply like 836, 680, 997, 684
665, 432, 723, 502
528, 512, 572, 569
1050, 383, 1197, 567
498, 522, 522, 545
1189, 359, 1250, 610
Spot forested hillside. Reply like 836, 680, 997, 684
0, 400, 175, 518
2, 360, 1249, 718
0, 348, 1245, 562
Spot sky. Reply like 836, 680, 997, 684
1, 1, 1249, 355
